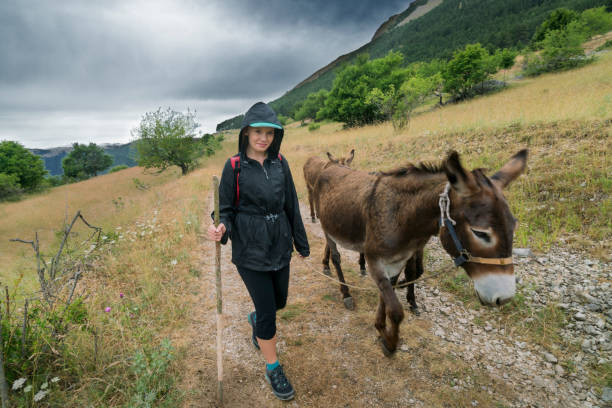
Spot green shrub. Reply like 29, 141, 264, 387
295, 89, 329, 122
579, 6, 612, 37
308, 122, 320, 131
109, 164, 129, 173
319, 52, 411, 127
0, 172, 22, 200
442, 43, 499, 99
596, 39, 612, 51
523, 21, 591, 76
129, 339, 176, 407
532, 8, 579, 46
0, 141, 47, 191
44, 175, 66, 187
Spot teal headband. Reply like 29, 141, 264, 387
249, 122, 283, 130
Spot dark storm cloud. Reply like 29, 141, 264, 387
0, 0, 411, 147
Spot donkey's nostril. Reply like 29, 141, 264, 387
496, 297, 512, 306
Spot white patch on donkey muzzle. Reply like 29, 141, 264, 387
473, 273, 516, 306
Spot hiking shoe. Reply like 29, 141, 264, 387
247, 312, 259, 350
265, 365, 295, 401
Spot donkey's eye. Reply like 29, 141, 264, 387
471, 228, 491, 243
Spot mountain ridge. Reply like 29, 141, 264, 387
217, 0, 608, 131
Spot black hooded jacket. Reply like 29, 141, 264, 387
215, 102, 309, 271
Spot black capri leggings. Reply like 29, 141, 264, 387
236, 264, 290, 340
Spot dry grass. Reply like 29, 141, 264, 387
1, 48, 610, 406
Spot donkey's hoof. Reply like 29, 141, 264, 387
343, 296, 355, 310
323, 267, 331, 276
378, 337, 395, 357
409, 306, 421, 316
360, 269, 367, 277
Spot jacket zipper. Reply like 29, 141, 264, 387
262, 164, 269, 180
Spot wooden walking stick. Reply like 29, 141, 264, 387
213, 176, 224, 405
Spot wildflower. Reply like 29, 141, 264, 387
105, 307, 111, 313
40, 382, 48, 390
115, 226, 122, 230
23, 385, 32, 393
51, 377, 60, 383
171, 259, 177, 266
12, 378, 26, 390
102, 235, 108, 240
120, 292, 124, 299
34, 390, 48, 402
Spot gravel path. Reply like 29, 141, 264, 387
421, 239, 610, 408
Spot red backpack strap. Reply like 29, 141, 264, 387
278, 153, 282, 161
230, 155, 241, 207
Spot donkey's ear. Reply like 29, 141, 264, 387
326, 152, 338, 163
444, 151, 480, 197
491, 149, 528, 189
346, 149, 355, 165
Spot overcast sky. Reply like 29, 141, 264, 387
0, 0, 410, 148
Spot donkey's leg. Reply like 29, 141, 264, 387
404, 256, 420, 316
372, 269, 404, 356
307, 186, 316, 223
406, 250, 424, 316
322, 245, 331, 276
375, 293, 386, 335
326, 237, 354, 310
359, 252, 367, 276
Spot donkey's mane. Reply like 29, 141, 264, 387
378, 161, 445, 178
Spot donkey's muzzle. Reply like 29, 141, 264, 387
473, 273, 516, 306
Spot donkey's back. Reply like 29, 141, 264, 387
315, 165, 376, 251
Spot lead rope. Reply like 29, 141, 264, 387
296, 254, 456, 292
439, 182, 456, 226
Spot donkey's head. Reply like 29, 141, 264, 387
439, 149, 528, 306
326, 149, 355, 167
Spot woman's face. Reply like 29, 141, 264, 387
246, 126, 275, 154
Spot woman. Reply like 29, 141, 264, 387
208, 101, 309, 401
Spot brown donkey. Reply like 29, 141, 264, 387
304, 149, 355, 223
314, 149, 528, 355
304, 150, 367, 306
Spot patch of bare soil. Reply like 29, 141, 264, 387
177, 201, 609, 407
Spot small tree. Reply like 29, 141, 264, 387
532, 8, 579, 46
367, 74, 438, 130
496, 48, 518, 82
443, 43, 494, 100
62, 143, 113, 180
133, 108, 215, 175
0, 141, 47, 191
294, 89, 329, 122
320, 52, 411, 127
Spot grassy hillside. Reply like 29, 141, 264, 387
216, 0, 610, 124
1, 50, 610, 406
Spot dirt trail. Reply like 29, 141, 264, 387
178, 201, 609, 407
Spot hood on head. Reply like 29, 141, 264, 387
238, 102, 284, 157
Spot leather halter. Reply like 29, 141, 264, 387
438, 184, 513, 267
